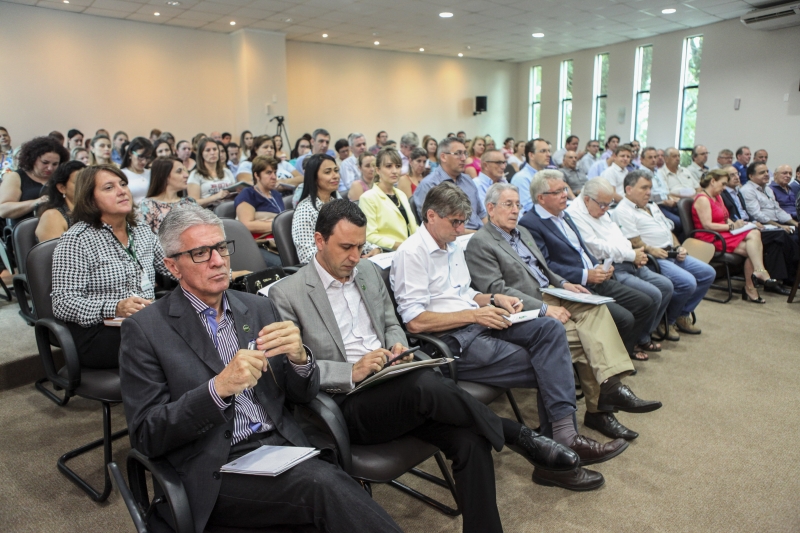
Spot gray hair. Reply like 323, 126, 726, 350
480, 149, 503, 164
641, 146, 658, 158
400, 132, 419, 148
582, 177, 615, 199
312, 128, 330, 140
347, 132, 365, 148
623, 169, 652, 191
437, 136, 464, 159
530, 169, 565, 205
159, 205, 225, 257
485, 182, 518, 207
421, 182, 472, 223
665, 147, 680, 158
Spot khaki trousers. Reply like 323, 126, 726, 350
543, 294, 635, 413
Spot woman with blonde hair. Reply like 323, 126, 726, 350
464, 136, 485, 178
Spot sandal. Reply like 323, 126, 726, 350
636, 341, 661, 352
630, 350, 649, 361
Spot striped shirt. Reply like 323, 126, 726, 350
181, 288, 313, 445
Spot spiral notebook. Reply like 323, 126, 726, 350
221, 445, 320, 477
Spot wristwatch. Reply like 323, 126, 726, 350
489, 294, 496, 307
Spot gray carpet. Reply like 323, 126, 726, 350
1, 292, 799, 532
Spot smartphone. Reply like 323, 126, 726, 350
385, 347, 421, 367
667, 250, 679, 259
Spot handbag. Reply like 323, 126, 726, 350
230, 266, 286, 294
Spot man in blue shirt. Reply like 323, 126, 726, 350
511, 138, 551, 213
412, 137, 487, 230
294, 128, 336, 171
770, 165, 797, 220
733, 146, 751, 185
473, 149, 508, 205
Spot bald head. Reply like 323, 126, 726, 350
774, 165, 792, 187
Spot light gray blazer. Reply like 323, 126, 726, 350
271, 259, 407, 394
465, 223, 565, 312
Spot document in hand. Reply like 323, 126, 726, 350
103, 317, 125, 327
503, 311, 539, 324
347, 357, 453, 395
540, 288, 615, 305
368, 251, 396, 270
220, 445, 320, 476
730, 222, 757, 236
224, 181, 254, 194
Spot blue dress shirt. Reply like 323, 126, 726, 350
412, 166, 487, 230
769, 182, 797, 219
733, 161, 748, 185
473, 173, 506, 206
510, 165, 537, 213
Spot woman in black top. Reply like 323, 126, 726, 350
36, 160, 85, 242
0, 136, 69, 227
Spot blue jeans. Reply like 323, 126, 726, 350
656, 256, 716, 320
614, 265, 674, 339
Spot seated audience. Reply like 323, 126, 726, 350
225, 142, 239, 176
289, 134, 311, 166
600, 135, 619, 160
392, 182, 621, 491
484, 135, 496, 151
693, 169, 776, 302
519, 170, 658, 360
552, 135, 581, 166
239, 129, 253, 160
36, 160, 84, 242
66, 129, 84, 151
733, 146, 751, 185
507, 140, 525, 172
599, 144, 633, 201
628, 140, 641, 170
611, 170, 715, 338
71, 147, 90, 166
398, 147, 427, 199
684, 145, 709, 182
398, 132, 419, 175
511, 138, 551, 212
272, 134, 286, 161
769, 165, 797, 220
293, 154, 377, 264
501, 136, 515, 160
52, 165, 170, 368
568, 178, 674, 354
359, 148, 417, 250
710, 148, 733, 170
139, 157, 196, 234
236, 135, 271, 182
273, 199, 579, 533
0, 136, 69, 227
413, 137, 487, 230
660, 147, 700, 200
233, 156, 284, 267
118, 206, 401, 533
741, 162, 799, 234
464, 136, 485, 179
149, 129, 162, 143
334, 138, 350, 163
422, 135, 439, 171
159, 132, 176, 152
188, 138, 235, 208
560, 150, 587, 197
587, 153, 613, 180
49, 131, 65, 145
641, 146, 683, 236
369, 130, 387, 155
175, 140, 196, 172
338, 132, 367, 195
89, 134, 116, 166
347, 152, 376, 202
120, 137, 154, 204
111, 131, 128, 165
467, 182, 661, 440
473, 149, 508, 205
153, 138, 173, 158
577, 139, 600, 176
295, 129, 335, 171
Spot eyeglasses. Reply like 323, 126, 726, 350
443, 151, 468, 158
540, 187, 569, 196
485, 160, 506, 165
498, 201, 523, 210
169, 240, 235, 263
444, 216, 466, 228
588, 196, 611, 210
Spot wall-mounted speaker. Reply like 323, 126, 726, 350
474, 96, 487, 115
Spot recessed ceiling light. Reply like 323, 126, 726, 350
63, 0, 68, 3
322, 33, 328, 38
284, 18, 292, 23
230, 20, 236, 25
372, 32, 379, 36
662, 8, 676, 14
458, 53, 463, 57
439, 12, 453, 18
419, 48, 424, 52
374, 41, 380, 45
166, 0, 180, 5
532, 32, 544, 38
154, 12, 160, 15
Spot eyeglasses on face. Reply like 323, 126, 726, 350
443, 216, 466, 228
540, 187, 569, 196
169, 240, 235, 263
497, 201, 522, 210
444, 151, 468, 158
588, 196, 611, 210
484, 160, 506, 165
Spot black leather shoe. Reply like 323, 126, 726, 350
568, 434, 628, 465
532, 466, 605, 491
597, 384, 663, 414
765, 284, 791, 296
507, 426, 580, 472
584, 411, 639, 440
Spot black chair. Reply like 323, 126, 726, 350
0, 238, 13, 301
11, 217, 40, 325
677, 198, 744, 303
26, 239, 128, 501
407, 196, 423, 226
272, 210, 301, 268
214, 200, 236, 219
221, 219, 268, 272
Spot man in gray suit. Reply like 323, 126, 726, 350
271, 200, 580, 531
119, 206, 401, 533
465, 183, 662, 442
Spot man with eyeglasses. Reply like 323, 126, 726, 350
511, 138, 552, 213
520, 170, 658, 361
551, 135, 582, 167
473, 149, 508, 205
412, 137, 487, 231
467, 182, 661, 443
120, 206, 403, 533
684, 145, 709, 183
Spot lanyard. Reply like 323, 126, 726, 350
108, 225, 141, 269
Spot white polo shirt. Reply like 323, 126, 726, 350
567, 195, 637, 264
600, 163, 627, 196
610, 197, 674, 249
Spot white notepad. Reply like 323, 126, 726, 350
540, 288, 615, 305
503, 311, 539, 324
221, 445, 320, 477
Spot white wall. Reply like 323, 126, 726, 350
516, 19, 800, 167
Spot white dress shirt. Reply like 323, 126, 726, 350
600, 163, 627, 196
740, 181, 793, 224
534, 204, 595, 285
610, 197, 674, 249
391, 224, 479, 324
567, 195, 637, 264
647, 167, 670, 204
684, 161, 706, 183
552, 148, 567, 166
578, 153, 596, 176
338, 155, 360, 195
660, 166, 699, 197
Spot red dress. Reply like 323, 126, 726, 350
691, 192, 750, 252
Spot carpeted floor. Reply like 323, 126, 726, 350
1, 291, 799, 533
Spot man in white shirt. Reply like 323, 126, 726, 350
338, 132, 367, 195
611, 171, 715, 338
710, 149, 733, 170
577, 139, 600, 176
684, 145, 709, 182
552, 135, 582, 167
399, 132, 419, 175
659, 147, 700, 198
560, 150, 587, 197
511, 138, 550, 212
392, 182, 624, 491
642, 147, 683, 238
568, 178, 674, 351
599, 145, 632, 201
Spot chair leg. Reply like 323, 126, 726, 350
704, 263, 735, 304
505, 390, 527, 426
788, 262, 800, 304
34, 378, 71, 406
57, 401, 129, 502
388, 451, 461, 517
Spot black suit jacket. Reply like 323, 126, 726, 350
519, 207, 599, 285
721, 188, 749, 222
119, 288, 319, 533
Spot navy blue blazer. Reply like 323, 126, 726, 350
519, 207, 599, 285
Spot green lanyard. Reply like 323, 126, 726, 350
110, 225, 140, 268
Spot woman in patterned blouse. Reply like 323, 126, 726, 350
52, 164, 172, 368
139, 157, 197, 234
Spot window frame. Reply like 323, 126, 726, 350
632, 44, 652, 144
557, 59, 573, 148
591, 53, 609, 144
528, 65, 542, 139
677, 35, 703, 165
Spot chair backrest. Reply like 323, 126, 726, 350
214, 200, 236, 219
677, 198, 696, 234
221, 219, 268, 272
407, 196, 423, 226
12, 218, 40, 275
272, 209, 300, 267
26, 239, 58, 320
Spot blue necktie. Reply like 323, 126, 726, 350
201, 308, 219, 348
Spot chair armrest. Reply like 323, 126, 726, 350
687, 229, 726, 254
645, 253, 660, 273
34, 318, 80, 390
12, 274, 35, 323
109, 462, 149, 533
283, 265, 301, 275
405, 332, 459, 382
127, 449, 195, 533
296, 392, 353, 473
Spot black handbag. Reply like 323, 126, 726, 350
230, 266, 286, 294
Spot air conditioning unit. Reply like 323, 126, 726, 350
741, 2, 800, 30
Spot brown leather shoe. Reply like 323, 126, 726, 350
568, 434, 628, 465
532, 466, 605, 491
676, 315, 701, 334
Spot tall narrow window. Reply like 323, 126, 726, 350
592, 53, 609, 143
632, 45, 652, 144
528, 66, 542, 139
678, 35, 703, 166
558, 59, 573, 148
